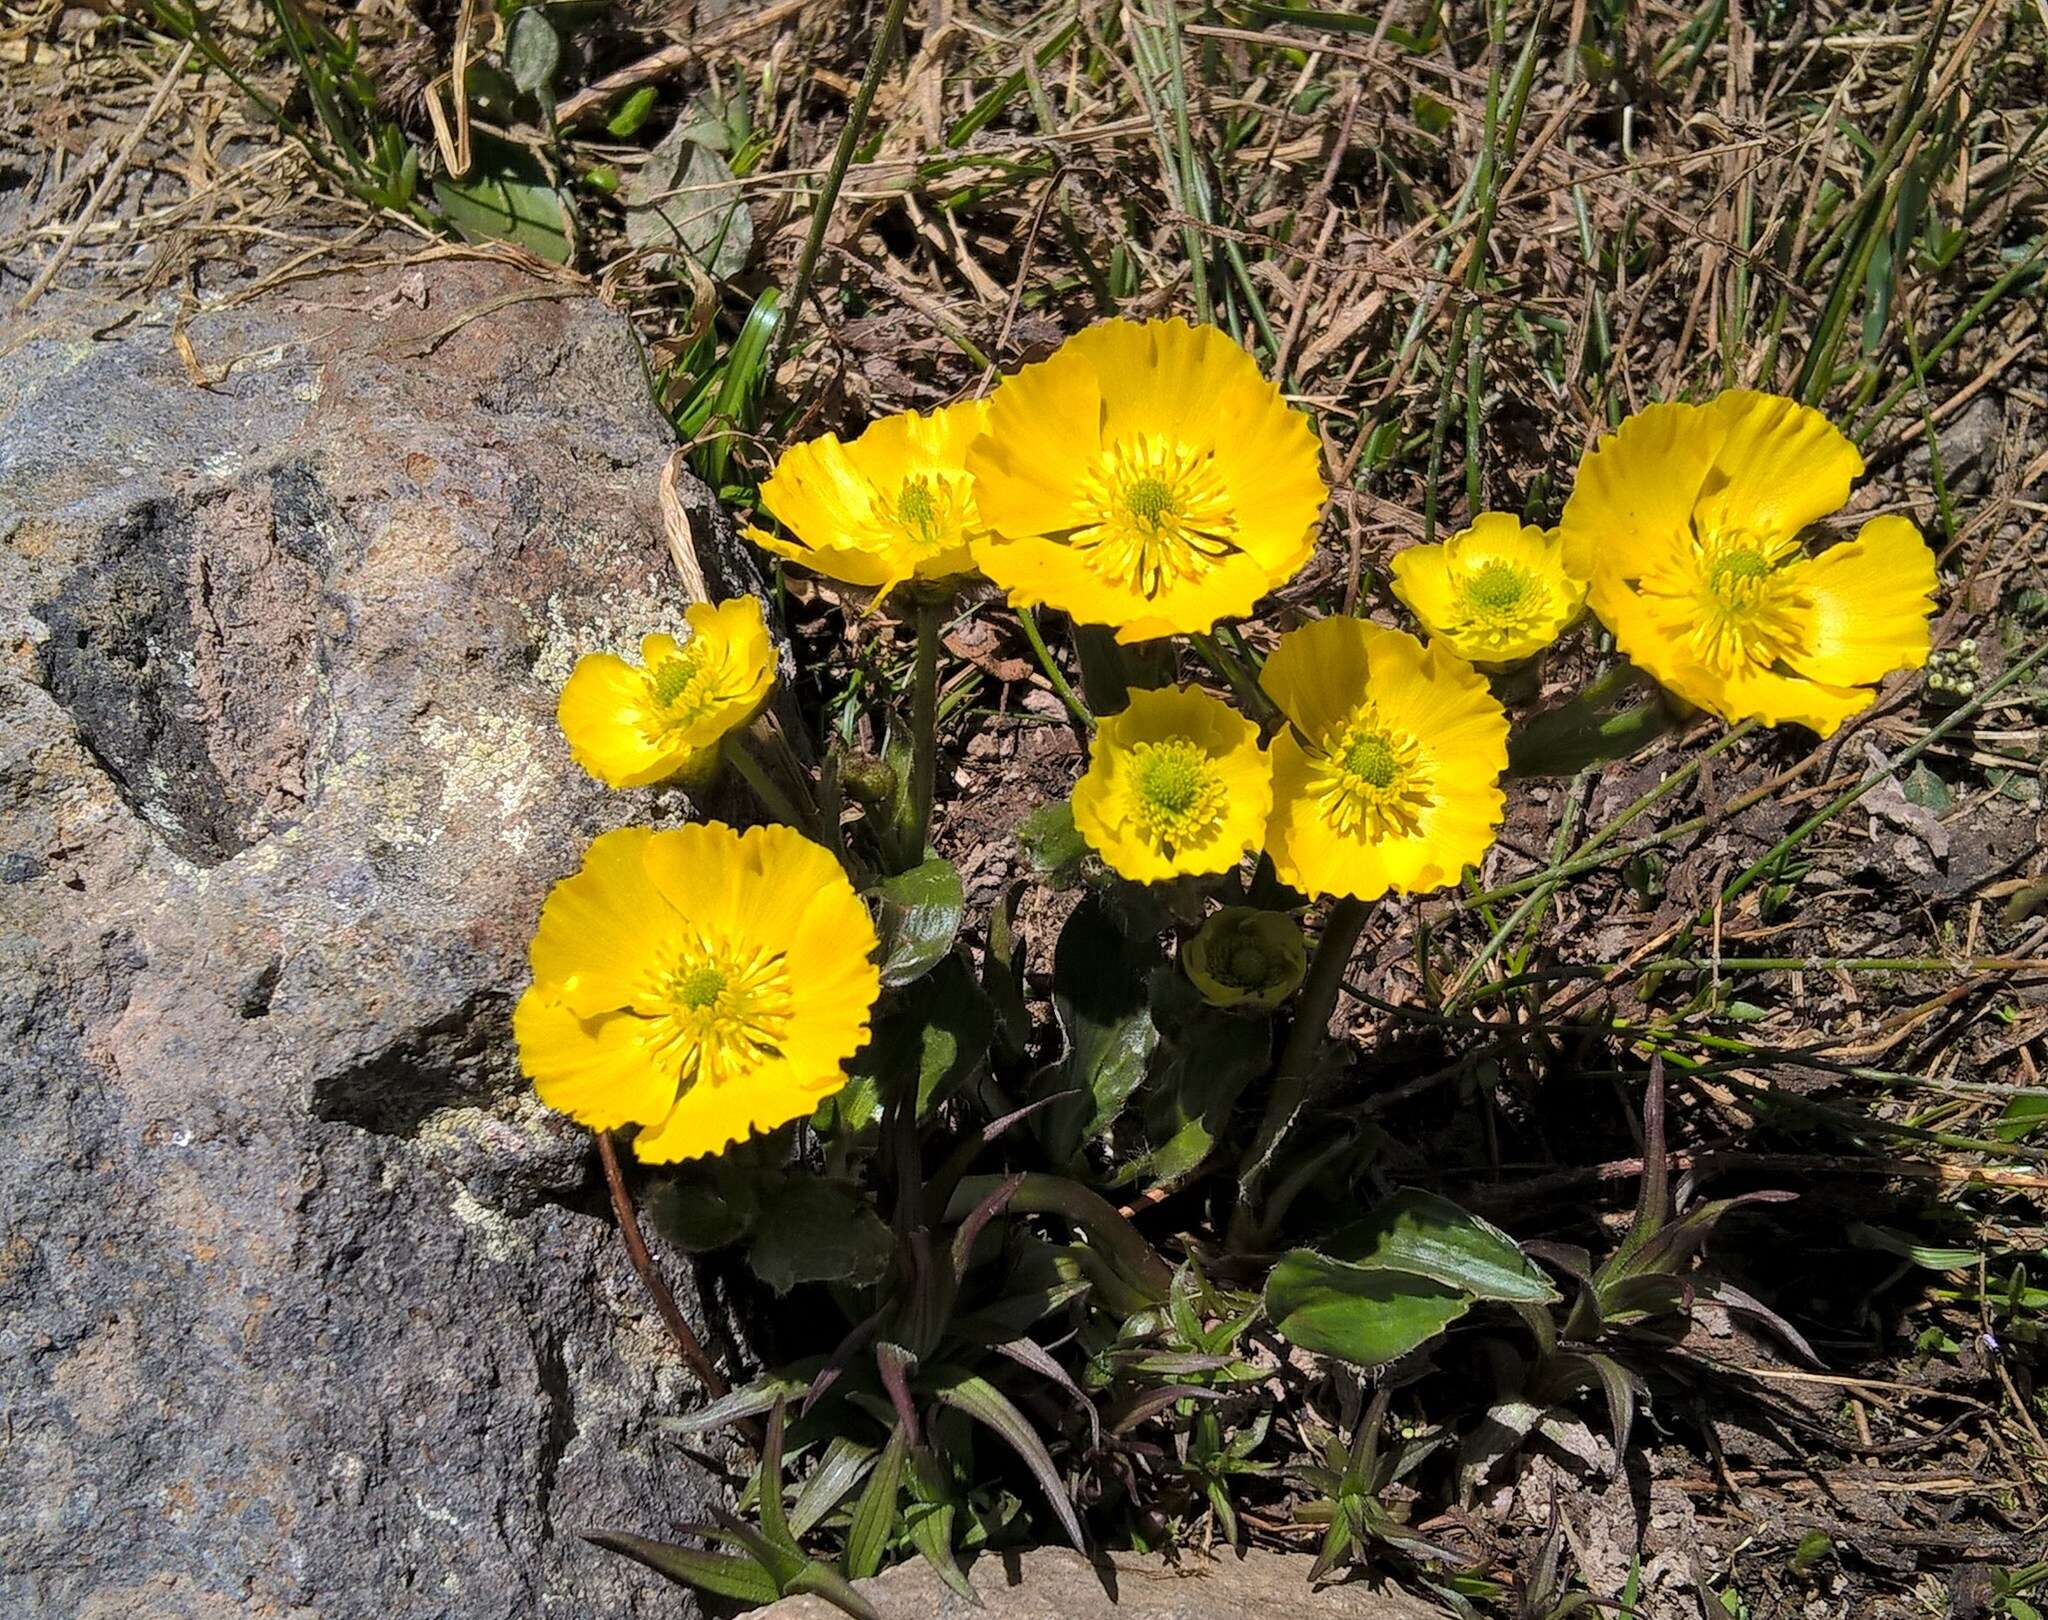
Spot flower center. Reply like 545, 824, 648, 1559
649, 643, 711, 708
1342, 733, 1399, 788
1123, 476, 1176, 525
1072, 436, 1242, 601
1679, 527, 1807, 676
1707, 545, 1771, 604
897, 477, 938, 534
673, 964, 727, 1009
1463, 560, 1529, 613
1226, 943, 1272, 985
1319, 718, 1431, 840
654, 939, 793, 1093
1129, 738, 1227, 852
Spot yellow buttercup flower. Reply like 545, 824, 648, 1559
515, 822, 881, 1163
1183, 907, 1307, 1011
1559, 390, 1937, 735
1261, 618, 1508, 902
1070, 685, 1272, 883
1388, 512, 1586, 665
747, 399, 989, 593
558, 596, 775, 788
966, 318, 1326, 642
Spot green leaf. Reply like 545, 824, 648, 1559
1412, 90, 1454, 135
790, 1435, 877, 1537
607, 84, 660, 138
753, 1400, 798, 1557
1041, 895, 1159, 1164
785, 1563, 881, 1620
1847, 1222, 1980, 1272
504, 7, 561, 107
658, 1366, 816, 1436
624, 111, 752, 279
929, 1368, 1086, 1552
1506, 672, 1683, 778
1018, 799, 1087, 883
904, 1497, 971, 1600
1119, 982, 1268, 1192
746, 1178, 895, 1294
581, 1533, 781, 1605
1264, 1251, 1471, 1368
846, 1424, 909, 1579
646, 1165, 762, 1253
1995, 1095, 2048, 1143
1903, 761, 1951, 811
834, 951, 994, 1131
871, 857, 965, 989
1326, 1190, 1559, 1304
434, 133, 571, 262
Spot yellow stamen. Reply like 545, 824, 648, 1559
1320, 718, 1431, 840
1129, 738, 1226, 853
655, 940, 794, 1092
1073, 436, 1242, 600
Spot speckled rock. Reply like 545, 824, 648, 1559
0, 256, 756, 1618
760, 1547, 1452, 1619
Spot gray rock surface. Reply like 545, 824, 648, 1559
0, 256, 752, 1617
761, 1548, 1451, 1619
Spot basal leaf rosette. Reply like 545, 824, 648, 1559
1070, 685, 1272, 883
515, 822, 881, 1163
1261, 618, 1508, 902
1389, 511, 1586, 666
1559, 389, 1937, 736
747, 399, 990, 594
965, 317, 1326, 642
557, 596, 775, 788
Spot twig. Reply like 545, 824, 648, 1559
596, 1131, 730, 1400
17, 41, 193, 313
553, 0, 819, 125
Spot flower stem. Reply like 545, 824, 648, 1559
1072, 623, 1131, 715
596, 1131, 729, 1399
1191, 630, 1278, 725
907, 601, 942, 858
1015, 605, 1093, 728
1228, 897, 1371, 1251
725, 730, 818, 835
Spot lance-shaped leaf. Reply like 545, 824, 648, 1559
845, 1423, 909, 1580
929, 1367, 1086, 1551
581, 1532, 781, 1605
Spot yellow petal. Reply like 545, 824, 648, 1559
558, 655, 687, 787
1387, 542, 1459, 630
967, 347, 1105, 539
528, 826, 680, 1017
515, 989, 678, 1131
631, 1053, 845, 1163
1694, 390, 1862, 544
1558, 401, 1722, 585
1260, 615, 1375, 742
1784, 514, 1936, 692
1264, 730, 1391, 901
1713, 662, 1873, 735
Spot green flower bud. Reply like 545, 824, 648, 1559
1183, 906, 1308, 1011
